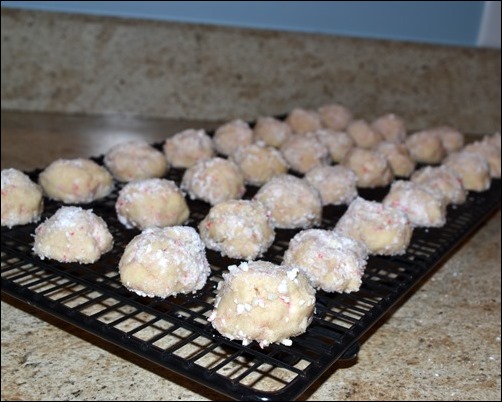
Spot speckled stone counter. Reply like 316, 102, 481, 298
1, 111, 500, 401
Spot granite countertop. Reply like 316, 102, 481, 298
1, 111, 500, 401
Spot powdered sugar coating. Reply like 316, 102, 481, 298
283, 229, 368, 293
383, 180, 447, 227
119, 226, 210, 298
304, 165, 358, 206
38, 158, 113, 204
347, 119, 383, 149
443, 151, 491, 192
318, 103, 353, 131
463, 140, 501, 178
213, 119, 253, 156
405, 130, 446, 164
253, 117, 293, 148
116, 178, 189, 230
371, 113, 407, 143
163, 129, 214, 168
208, 260, 316, 348
33, 206, 113, 263
483, 132, 500, 149
335, 197, 413, 256
376, 142, 416, 178
280, 132, 330, 174
411, 165, 466, 205
1, 168, 44, 228
431, 126, 464, 154
285, 108, 322, 135
253, 175, 322, 229
342, 148, 394, 188
231, 142, 288, 186
104, 140, 168, 182
181, 157, 245, 205
315, 129, 354, 163
199, 200, 275, 260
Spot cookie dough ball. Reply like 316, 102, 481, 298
305, 165, 358, 206
405, 130, 446, 164
376, 142, 416, 177
38, 158, 113, 204
315, 129, 354, 163
254, 175, 322, 229
116, 179, 189, 230
119, 226, 210, 298
33, 206, 113, 263
431, 126, 464, 154
104, 140, 168, 182
1, 168, 44, 228
231, 143, 288, 186
335, 197, 412, 256
383, 180, 447, 227
371, 113, 407, 143
253, 116, 293, 148
318, 103, 353, 131
199, 200, 274, 260
411, 165, 466, 205
280, 132, 330, 174
463, 140, 501, 178
443, 151, 491, 192
213, 119, 253, 156
163, 129, 214, 168
181, 157, 245, 205
342, 148, 394, 188
208, 261, 316, 347
283, 229, 367, 293
285, 108, 322, 135
347, 119, 383, 149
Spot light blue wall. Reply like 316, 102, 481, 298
1, 1, 485, 47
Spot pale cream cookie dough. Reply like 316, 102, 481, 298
335, 197, 413, 256
253, 175, 322, 229
430, 125, 464, 154
304, 165, 358, 206
280, 131, 330, 174
346, 119, 383, 149
253, 116, 293, 148
1, 168, 44, 228
283, 229, 368, 293
115, 178, 189, 230
163, 129, 214, 168
33, 206, 113, 263
463, 140, 501, 178
371, 113, 407, 143
230, 142, 288, 186
119, 226, 210, 298
383, 180, 447, 228
38, 158, 113, 204
199, 200, 274, 260
181, 157, 245, 205
213, 119, 253, 156
411, 165, 466, 205
376, 142, 416, 178
443, 151, 491, 192
104, 140, 168, 182
285, 108, 322, 135
318, 103, 353, 131
342, 148, 394, 188
405, 130, 446, 164
208, 260, 316, 347
315, 129, 354, 163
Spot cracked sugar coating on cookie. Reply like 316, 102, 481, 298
33, 206, 113, 263
305, 165, 358, 206
405, 130, 446, 164
411, 165, 466, 205
443, 151, 491, 192
253, 116, 293, 148
335, 197, 413, 256
376, 142, 416, 178
318, 103, 353, 131
38, 158, 113, 204
342, 148, 394, 188
104, 140, 168, 182
119, 226, 210, 298
371, 113, 407, 143
253, 174, 322, 229
181, 157, 245, 205
347, 119, 383, 149
315, 129, 354, 163
116, 178, 189, 230
280, 132, 330, 174
283, 229, 368, 293
430, 125, 464, 154
1, 168, 44, 228
199, 200, 275, 260
285, 108, 322, 135
163, 129, 214, 168
463, 140, 501, 178
208, 261, 316, 348
213, 119, 253, 156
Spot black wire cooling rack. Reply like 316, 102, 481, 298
1, 157, 500, 401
